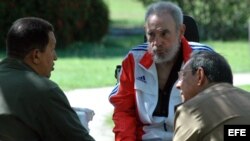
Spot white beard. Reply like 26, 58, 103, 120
152, 42, 180, 64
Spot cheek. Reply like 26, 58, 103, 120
181, 80, 195, 101
148, 43, 154, 53
41, 55, 53, 69
47, 52, 54, 61
182, 86, 191, 101
181, 94, 185, 102
162, 37, 179, 49
170, 37, 179, 47
183, 93, 192, 102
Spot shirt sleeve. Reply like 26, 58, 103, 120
109, 54, 139, 141
40, 87, 95, 141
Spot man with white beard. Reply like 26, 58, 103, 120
109, 1, 213, 141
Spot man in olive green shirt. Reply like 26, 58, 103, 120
174, 51, 250, 141
0, 17, 95, 141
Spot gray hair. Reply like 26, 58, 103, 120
189, 51, 233, 84
145, 1, 183, 30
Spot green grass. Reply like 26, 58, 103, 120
205, 40, 250, 73
51, 35, 144, 91
1, 0, 249, 92
49, 37, 250, 91
51, 57, 120, 90
44, 0, 250, 91
238, 85, 250, 91
104, 0, 146, 27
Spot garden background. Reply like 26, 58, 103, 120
1, 0, 250, 140
0, 0, 249, 91
52, 0, 250, 91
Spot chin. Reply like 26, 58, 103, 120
154, 54, 174, 63
181, 93, 187, 102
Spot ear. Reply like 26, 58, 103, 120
30, 49, 41, 64
196, 67, 206, 86
179, 24, 186, 37
144, 24, 148, 39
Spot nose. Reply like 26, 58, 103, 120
175, 79, 182, 90
54, 52, 58, 61
152, 35, 162, 47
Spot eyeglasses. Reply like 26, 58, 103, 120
178, 69, 193, 80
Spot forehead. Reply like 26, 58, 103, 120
49, 31, 56, 42
48, 32, 56, 43
183, 59, 192, 70
146, 13, 175, 30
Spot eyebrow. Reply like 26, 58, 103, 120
161, 29, 170, 32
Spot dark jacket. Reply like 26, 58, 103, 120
0, 58, 95, 141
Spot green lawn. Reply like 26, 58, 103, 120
51, 57, 121, 90
205, 40, 250, 73
1, 0, 249, 92
50, 38, 250, 91
104, 0, 145, 27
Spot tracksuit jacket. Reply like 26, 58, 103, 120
109, 37, 214, 141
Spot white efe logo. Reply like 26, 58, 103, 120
228, 129, 246, 136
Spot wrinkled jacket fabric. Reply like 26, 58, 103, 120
173, 83, 250, 141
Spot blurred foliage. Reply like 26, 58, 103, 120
0, 0, 109, 48
136, 0, 250, 40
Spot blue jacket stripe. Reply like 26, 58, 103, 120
109, 84, 119, 97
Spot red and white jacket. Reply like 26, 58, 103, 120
109, 37, 214, 141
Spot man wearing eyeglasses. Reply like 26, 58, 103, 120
174, 51, 250, 141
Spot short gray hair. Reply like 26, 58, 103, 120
145, 1, 183, 29
190, 51, 233, 84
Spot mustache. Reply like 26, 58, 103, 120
152, 46, 170, 53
